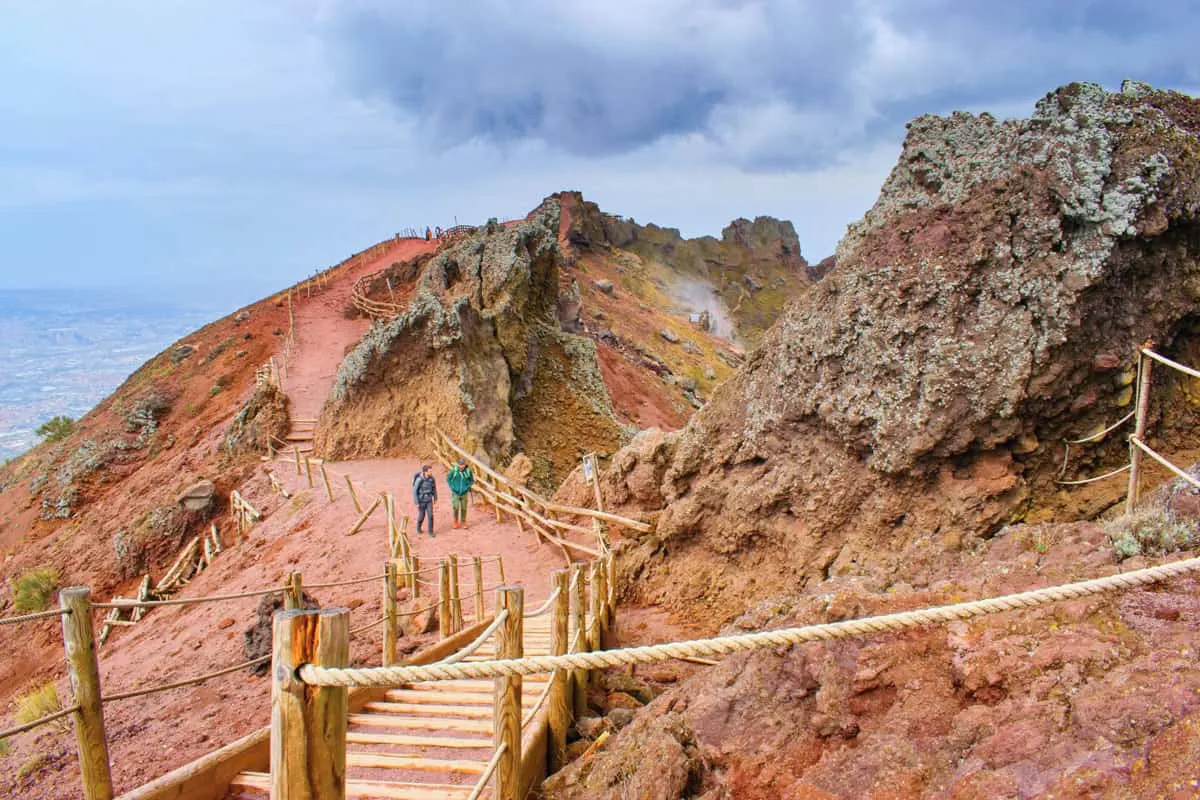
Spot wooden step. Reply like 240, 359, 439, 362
346, 731, 492, 749
229, 771, 474, 799
362, 702, 495, 719
382, 689, 541, 707
285, 432, 314, 441
402, 677, 548, 692
346, 752, 486, 775
349, 714, 493, 734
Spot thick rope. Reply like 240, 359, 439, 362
438, 611, 507, 665
1058, 410, 1137, 480
306, 573, 386, 590
466, 742, 507, 800
522, 677, 555, 726
0, 704, 80, 741
299, 555, 1200, 686
395, 598, 442, 619
101, 655, 271, 703
1130, 437, 1200, 492
1143, 348, 1200, 380
523, 587, 561, 619
93, 585, 284, 609
350, 616, 387, 636
0, 607, 71, 626
1055, 462, 1131, 486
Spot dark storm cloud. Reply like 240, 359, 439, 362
326, 0, 1200, 167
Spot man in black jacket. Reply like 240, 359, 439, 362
412, 464, 438, 536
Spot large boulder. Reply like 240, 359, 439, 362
589, 81, 1200, 621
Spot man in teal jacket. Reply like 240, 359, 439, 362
447, 458, 475, 529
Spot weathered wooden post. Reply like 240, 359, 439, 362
449, 554, 463, 633
496, 556, 507, 585
472, 556, 485, 620
1127, 349, 1154, 514
548, 570, 571, 772
411, 556, 421, 599
294, 446, 302, 475
270, 607, 349, 799
590, 560, 605, 650
344, 475, 362, 514
437, 561, 452, 639
346, 496, 381, 537
494, 586, 524, 800
319, 461, 335, 503
285, 572, 303, 610
303, 457, 315, 489
383, 562, 398, 667
605, 552, 616, 622
570, 563, 588, 717
385, 494, 397, 556
60, 587, 114, 800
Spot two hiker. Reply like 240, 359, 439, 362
410, 458, 475, 535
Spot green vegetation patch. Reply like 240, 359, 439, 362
35, 416, 75, 444
12, 567, 60, 613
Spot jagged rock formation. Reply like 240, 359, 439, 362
317, 200, 624, 485
561, 81, 1200, 620
559, 192, 813, 345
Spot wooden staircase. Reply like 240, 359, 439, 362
227, 613, 568, 799
283, 418, 316, 456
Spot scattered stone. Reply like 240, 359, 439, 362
175, 479, 215, 512
679, 377, 697, 393
170, 344, 195, 364
347, 597, 365, 610
606, 707, 635, 730
659, 329, 680, 344
742, 274, 764, 292
704, 367, 716, 380
217, 617, 235, 630
1093, 352, 1121, 370
682, 341, 697, 354
565, 740, 591, 761
234, 311, 251, 322
593, 279, 615, 295
235, 349, 248, 358
1011, 433, 1040, 455
575, 715, 605, 739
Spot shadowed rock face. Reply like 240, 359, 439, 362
560, 81, 1200, 620
317, 199, 623, 485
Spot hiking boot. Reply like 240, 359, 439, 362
452, 520, 460, 529
461, 521, 469, 530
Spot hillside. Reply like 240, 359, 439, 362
547, 81, 1200, 797
0, 195, 811, 796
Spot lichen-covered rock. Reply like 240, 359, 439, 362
595, 82, 1200, 620
318, 197, 624, 485
222, 382, 289, 457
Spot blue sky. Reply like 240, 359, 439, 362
0, 1, 1197, 308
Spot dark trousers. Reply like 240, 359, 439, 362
417, 500, 434, 534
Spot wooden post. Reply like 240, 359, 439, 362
344, 475, 362, 514
496, 556, 507, 585
304, 457, 314, 489
286, 572, 303, 610
605, 551, 616, 620
548, 570, 570, 772
570, 563, 588, 717
346, 496, 382, 537
386, 494, 399, 558
411, 556, 421, 599
449, 554, 463, 633
1127, 349, 1154, 514
437, 561, 452, 639
60, 587, 114, 800
270, 607, 349, 800
383, 562, 398, 667
494, 586, 524, 800
294, 446, 302, 475
590, 560, 606, 649
319, 461, 334, 503
472, 556, 485, 620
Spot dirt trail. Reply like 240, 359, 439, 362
284, 238, 435, 422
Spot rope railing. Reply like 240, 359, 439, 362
1055, 463, 1132, 486
0, 607, 71, 626
522, 677, 555, 726
349, 615, 388, 636
395, 598, 442, 619
306, 573, 386, 590
523, 587, 561, 619
0, 704, 81, 741
437, 610, 507, 665
100, 655, 271, 704
1142, 347, 1200, 379
466, 742, 507, 800
298, 554, 1200, 687
93, 585, 285, 609
1130, 436, 1200, 492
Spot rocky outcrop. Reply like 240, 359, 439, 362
545, 521, 1200, 798
558, 192, 813, 345
317, 198, 624, 486
570, 82, 1200, 620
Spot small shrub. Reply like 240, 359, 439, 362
35, 416, 75, 443
17, 752, 47, 780
13, 682, 63, 729
0, 738, 10, 757
209, 374, 232, 398
12, 567, 59, 613
1104, 508, 1199, 560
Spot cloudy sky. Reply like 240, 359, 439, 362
1, 1, 1197, 307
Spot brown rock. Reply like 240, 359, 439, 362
217, 617, 235, 630
606, 691, 641, 710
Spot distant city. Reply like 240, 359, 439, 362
0, 289, 230, 460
